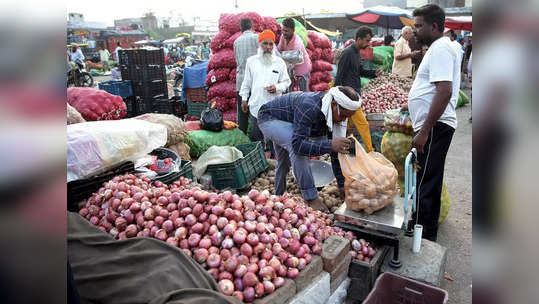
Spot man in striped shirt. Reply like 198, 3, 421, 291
234, 18, 259, 134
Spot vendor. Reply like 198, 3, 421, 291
257, 86, 361, 212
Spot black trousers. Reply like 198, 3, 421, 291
412, 122, 455, 242
237, 92, 249, 134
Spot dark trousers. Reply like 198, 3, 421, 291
412, 122, 455, 242
237, 92, 249, 134
250, 114, 275, 158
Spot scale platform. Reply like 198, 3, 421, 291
333, 196, 407, 236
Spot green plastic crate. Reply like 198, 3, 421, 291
206, 142, 268, 190
187, 100, 209, 118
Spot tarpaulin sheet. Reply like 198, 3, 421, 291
182, 60, 209, 89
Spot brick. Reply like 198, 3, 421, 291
294, 255, 323, 292
330, 253, 352, 294
321, 235, 350, 273
288, 272, 330, 304
254, 279, 296, 304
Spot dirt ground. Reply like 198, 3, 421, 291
437, 88, 472, 304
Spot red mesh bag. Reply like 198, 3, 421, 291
310, 71, 332, 84
210, 31, 232, 53
222, 109, 237, 122
224, 31, 242, 49
67, 87, 126, 121
344, 39, 355, 48
311, 83, 330, 92
229, 68, 237, 83
262, 17, 280, 34
208, 49, 236, 70
306, 39, 315, 51
207, 81, 237, 100
312, 60, 333, 72
321, 48, 333, 62
219, 14, 241, 34
186, 120, 201, 131
306, 49, 314, 62
240, 12, 264, 32
211, 96, 231, 112
205, 68, 231, 86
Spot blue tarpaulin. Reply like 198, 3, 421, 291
182, 60, 209, 100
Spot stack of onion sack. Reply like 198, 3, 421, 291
206, 13, 281, 121
67, 87, 127, 121
78, 174, 376, 302
306, 31, 333, 92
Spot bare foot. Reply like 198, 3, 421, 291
308, 197, 329, 213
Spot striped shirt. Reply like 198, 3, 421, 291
234, 30, 259, 89
258, 91, 332, 156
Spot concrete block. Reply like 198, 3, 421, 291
254, 279, 296, 304
327, 278, 350, 304
322, 235, 350, 273
330, 253, 352, 294
294, 255, 323, 292
381, 236, 447, 287
288, 272, 330, 304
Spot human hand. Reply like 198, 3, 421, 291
375, 69, 382, 77
265, 85, 277, 94
412, 50, 421, 56
411, 130, 429, 153
331, 137, 351, 154
241, 101, 249, 113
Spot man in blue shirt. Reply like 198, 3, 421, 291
257, 86, 361, 212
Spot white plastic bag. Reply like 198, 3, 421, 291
67, 120, 167, 182
192, 146, 243, 178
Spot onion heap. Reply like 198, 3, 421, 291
360, 82, 409, 114
78, 174, 375, 302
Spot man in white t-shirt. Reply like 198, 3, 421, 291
401, 4, 458, 242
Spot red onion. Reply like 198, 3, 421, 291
212, 205, 224, 216
188, 233, 201, 247
159, 209, 169, 218
194, 248, 209, 263
249, 255, 259, 265
224, 208, 235, 221
222, 237, 234, 249
289, 239, 301, 254
253, 243, 266, 255
298, 258, 307, 270
272, 243, 283, 255
211, 232, 223, 246
263, 281, 275, 294
192, 204, 203, 217
240, 243, 253, 257
243, 287, 255, 302
154, 216, 165, 227
235, 264, 248, 278
208, 246, 219, 255
259, 266, 276, 281
118, 232, 127, 240
273, 277, 285, 288
258, 259, 268, 269
245, 221, 256, 233
144, 208, 156, 220
198, 238, 212, 249
312, 243, 322, 255
242, 272, 258, 287
218, 279, 234, 296
216, 217, 228, 229
368, 247, 376, 257
155, 229, 168, 241
287, 268, 299, 279
191, 223, 204, 234
167, 203, 177, 212
180, 207, 192, 217
278, 265, 287, 277
244, 199, 255, 210
247, 263, 259, 274
121, 198, 134, 210
232, 200, 242, 210
283, 229, 291, 239
254, 282, 265, 298
184, 214, 197, 226
115, 217, 127, 231
256, 223, 266, 234
233, 229, 247, 244
150, 226, 159, 237
209, 214, 218, 225
140, 201, 152, 212
362, 246, 369, 256
234, 278, 244, 292
286, 257, 299, 268
221, 249, 231, 260
224, 257, 238, 273
88, 205, 99, 216
304, 254, 313, 264
79, 208, 89, 217
207, 253, 221, 268
364, 257, 371, 263
257, 215, 268, 224
198, 212, 208, 222
109, 227, 119, 238
125, 224, 138, 238
166, 237, 178, 247
296, 246, 306, 258
247, 190, 259, 200
261, 249, 273, 261
245, 211, 256, 221
174, 227, 187, 240
89, 216, 99, 226
260, 233, 272, 244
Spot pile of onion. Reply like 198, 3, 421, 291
79, 174, 375, 302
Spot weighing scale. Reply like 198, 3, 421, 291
333, 149, 419, 269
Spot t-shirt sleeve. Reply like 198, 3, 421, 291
429, 46, 454, 83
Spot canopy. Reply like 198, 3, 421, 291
163, 37, 186, 44
445, 16, 472, 31
134, 40, 163, 46
347, 6, 414, 30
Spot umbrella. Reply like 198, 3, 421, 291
163, 37, 186, 44
347, 6, 414, 32
445, 16, 472, 31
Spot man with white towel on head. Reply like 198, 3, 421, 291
257, 86, 362, 212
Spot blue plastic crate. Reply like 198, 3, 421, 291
98, 80, 133, 98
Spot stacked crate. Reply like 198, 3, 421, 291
119, 49, 170, 115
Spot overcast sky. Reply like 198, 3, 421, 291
67, 0, 366, 26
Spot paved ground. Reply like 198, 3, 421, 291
437, 88, 472, 304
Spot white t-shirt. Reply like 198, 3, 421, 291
408, 37, 459, 132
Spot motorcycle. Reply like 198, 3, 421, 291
67, 59, 94, 87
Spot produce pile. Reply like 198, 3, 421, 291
67, 87, 127, 121
363, 72, 413, 93
78, 173, 377, 301
67, 103, 85, 124
360, 82, 408, 114
248, 170, 342, 212
306, 31, 333, 92
206, 13, 281, 119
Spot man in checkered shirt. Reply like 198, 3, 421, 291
234, 18, 259, 134
257, 86, 361, 212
